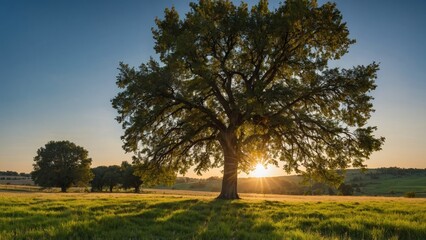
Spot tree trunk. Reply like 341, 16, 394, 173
217, 132, 240, 200
61, 186, 67, 192
109, 185, 113, 192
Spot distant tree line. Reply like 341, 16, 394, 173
29, 140, 147, 193
0, 171, 30, 177
349, 167, 426, 182
91, 161, 143, 193
375, 167, 426, 176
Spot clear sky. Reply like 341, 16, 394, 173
1, 0, 425, 177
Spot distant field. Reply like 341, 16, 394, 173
2, 168, 425, 197
356, 175, 426, 196
1, 190, 425, 239
0, 176, 33, 185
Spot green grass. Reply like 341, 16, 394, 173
1, 192, 425, 239
356, 175, 426, 196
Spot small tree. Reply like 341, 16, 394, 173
338, 183, 354, 196
404, 192, 416, 198
31, 140, 93, 192
103, 165, 122, 192
121, 161, 143, 193
91, 166, 108, 192
112, 0, 384, 199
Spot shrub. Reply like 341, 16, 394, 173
189, 182, 206, 189
338, 183, 354, 196
404, 192, 416, 198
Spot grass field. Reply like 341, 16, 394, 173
1, 190, 425, 240
349, 174, 426, 197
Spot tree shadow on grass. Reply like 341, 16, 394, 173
48, 198, 282, 239
3, 198, 425, 239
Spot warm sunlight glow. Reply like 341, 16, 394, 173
252, 163, 269, 178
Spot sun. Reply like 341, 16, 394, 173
251, 163, 268, 178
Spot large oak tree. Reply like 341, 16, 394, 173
32, 140, 93, 192
112, 0, 384, 199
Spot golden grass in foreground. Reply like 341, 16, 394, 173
1, 190, 425, 239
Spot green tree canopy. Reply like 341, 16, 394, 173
103, 165, 122, 192
31, 140, 93, 192
132, 159, 177, 188
121, 161, 143, 193
91, 165, 122, 192
112, 0, 384, 199
91, 166, 108, 192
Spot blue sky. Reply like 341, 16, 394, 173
0, 0, 425, 177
